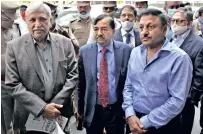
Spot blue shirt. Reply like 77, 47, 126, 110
97, 40, 116, 104
122, 39, 193, 129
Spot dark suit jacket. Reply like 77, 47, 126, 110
113, 28, 141, 47
180, 30, 203, 106
5, 33, 78, 131
77, 40, 132, 127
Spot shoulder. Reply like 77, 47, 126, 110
8, 33, 29, 45
114, 40, 133, 51
80, 43, 94, 52
69, 18, 78, 25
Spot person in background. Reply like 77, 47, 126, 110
87, 1, 121, 44
113, 5, 141, 47
1, 2, 19, 134
164, 1, 181, 40
44, 2, 79, 56
77, 14, 132, 134
68, 1, 92, 47
134, 1, 148, 29
198, 7, 203, 36
171, 9, 203, 134
5, 3, 78, 134
15, 5, 29, 35
20, 5, 27, 21
122, 8, 193, 134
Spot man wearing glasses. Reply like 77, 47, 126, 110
69, 1, 92, 47
114, 5, 141, 47
164, 1, 182, 40
171, 10, 203, 134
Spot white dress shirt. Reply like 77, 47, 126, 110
121, 28, 135, 47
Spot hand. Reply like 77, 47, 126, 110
127, 115, 147, 134
76, 113, 84, 130
43, 103, 63, 119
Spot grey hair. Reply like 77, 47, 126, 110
173, 10, 193, 22
26, 2, 52, 19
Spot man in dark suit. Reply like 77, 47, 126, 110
171, 10, 203, 134
77, 14, 132, 134
5, 3, 77, 134
113, 5, 141, 47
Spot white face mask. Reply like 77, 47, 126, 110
171, 25, 188, 35
136, 8, 146, 16
121, 21, 135, 31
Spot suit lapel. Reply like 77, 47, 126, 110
114, 41, 122, 87
115, 28, 123, 42
180, 31, 193, 51
50, 33, 59, 88
90, 43, 97, 83
25, 34, 44, 83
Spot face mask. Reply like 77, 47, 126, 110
171, 25, 188, 35
121, 21, 135, 31
21, 12, 26, 20
79, 12, 90, 19
167, 9, 176, 18
136, 8, 146, 16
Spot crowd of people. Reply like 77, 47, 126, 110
1, 1, 203, 134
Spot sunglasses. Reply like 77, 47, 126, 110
171, 18, 187, 25
169, 5, 180, 9
103, 6, 116, 11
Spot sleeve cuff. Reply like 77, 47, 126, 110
140, 115, 152, 129
125, 106, 136, 118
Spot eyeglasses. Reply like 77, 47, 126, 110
169, 5, 180, 9
171, 18, 187, 25
103, 6, 116, 11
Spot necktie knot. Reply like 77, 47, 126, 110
125, 33, 131, 37
125, 33, 131, 44
101, 47, 108, 56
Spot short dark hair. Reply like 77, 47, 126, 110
199, 7, 203, 16
93, 14, 115, 29
140, 8, 167, 26
120, 5, 137, 17
135, 1, 148, 7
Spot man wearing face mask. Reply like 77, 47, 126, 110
44, 2, 79, 56
171, 10, 203, 134
164, 1, 181, 40
1, 2, 19, 134
133, 1, 148, 29
114, 5, 141, 47
15, 5, 29, 35
69, 1, 92, 47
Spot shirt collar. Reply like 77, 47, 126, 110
77, 16, 92, 22
97, 39, 113, 53
172, 29, 191, 40
33, 33, 51, 45
140, 38, 172, 52
121, 28, 134, 37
